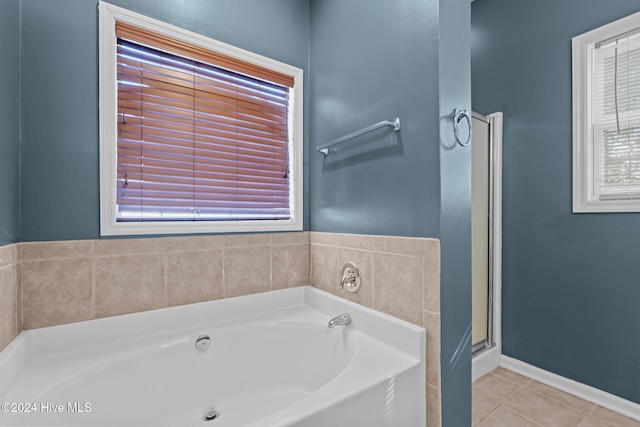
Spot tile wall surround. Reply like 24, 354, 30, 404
0, 244, 19, 353
0, 231, 442, 426
309, 231, 442, 427
16, 232, 309, 330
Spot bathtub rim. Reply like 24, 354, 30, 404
0, 286, 426, 414
1, 286, 424, 362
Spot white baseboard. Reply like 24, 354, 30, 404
500, 355, 640, 422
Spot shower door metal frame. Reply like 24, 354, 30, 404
471, 111, 503, 358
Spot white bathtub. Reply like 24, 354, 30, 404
0, 286, 426, 426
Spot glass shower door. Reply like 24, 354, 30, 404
471, 113, 490, 350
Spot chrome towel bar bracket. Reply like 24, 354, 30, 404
316, 117, 401, 156
453, 109, 472, 147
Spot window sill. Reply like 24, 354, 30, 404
100, 218, 303, 237
573, 198, 640, 213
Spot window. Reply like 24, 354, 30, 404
573, 11, 640, 212
99, 2, 303, 235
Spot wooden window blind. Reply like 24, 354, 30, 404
115, 22, 293, 222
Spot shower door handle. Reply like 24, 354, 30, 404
453, 109, 472, 147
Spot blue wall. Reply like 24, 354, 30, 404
439, 0, 472, 424
309, 0, 441, 237
14, 1, 473, 423
310, 1, 472, 425
19, 0, 310, 241
472, 0, 640, 404
0, 0, 20, 246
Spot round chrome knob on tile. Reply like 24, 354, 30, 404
340, 262, 361, 293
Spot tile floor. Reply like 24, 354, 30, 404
473, 367, 640, 427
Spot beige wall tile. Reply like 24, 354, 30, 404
336, 248, 373, 308
423, 241, 440, 314
272, 244, 309, 290
22, 259, 93, 329
427, 384, 442, 427
224, 233, 271, 247
166, 250, 223, 306
15, 263, 21, 332
163, 235, 223, 252
224, 247, 271, 298
95, 238, 164, 257
0, 266, 17, 351
0, 244, 16, 268
502, 387, 584, 426
20, 240, 92, 261
10, 233, 444, 426
373, 252, 423, 326
309, 232, 337, 245
310, 243, 338, 295
337, 233, 385, 252
423, 310, 441, 388
384, 236, 438, 256
95, 254, 165, 317
271, 232, 309, 246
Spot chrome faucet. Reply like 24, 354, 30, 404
328, 313, 351, 328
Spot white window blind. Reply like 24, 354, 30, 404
115, 23, 294, 222
593, 32, 640, 200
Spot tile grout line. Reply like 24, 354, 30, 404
91, 242, 96, 320
585, 404, 597, 417
583, 404, 638, 427
333, 242, 338, 295
577, 404, 600, 427
221, 248, 226, 299
12, 256, 18, 339
475, 377, 541, 426
0, 263, 16, 273
306, 241, 311, 287
475, 398, 502, 426
521, 378, 598, 418
371, 249, 376, 314
269, 245, 273, 292
499, 378, 547, 426
501, 405, 545, 427
310, 241, 433, 258
163, 249, 169, 309
488, 375, 531, 411
494, 375, 598, 427
308, 243, 313, 288
576, 413, 589, 427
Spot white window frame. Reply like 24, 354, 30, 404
98, 1, 303, 236
572, 11, 640, 213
